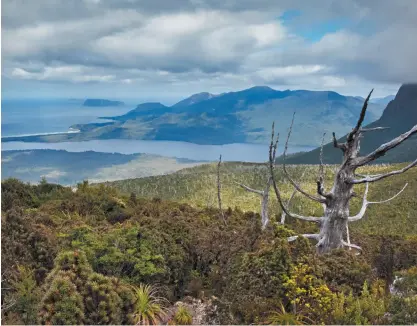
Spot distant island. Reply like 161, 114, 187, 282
83, 99, 124, 107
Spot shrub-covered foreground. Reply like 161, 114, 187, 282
1, 177, 417, 325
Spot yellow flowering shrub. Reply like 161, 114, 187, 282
283, 263, 336, 324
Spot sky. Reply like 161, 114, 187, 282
2, 0, 417, 103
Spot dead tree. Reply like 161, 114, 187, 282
269, 90, 417, 254
235, 176, 272, 229
235, 167, 305, 228
217, 154, 227, 224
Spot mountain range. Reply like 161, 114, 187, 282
370, 95, 396, 106
5, 86, 379, 147
279, 84, 417, 164
2, 86, 394, 147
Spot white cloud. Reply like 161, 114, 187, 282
11, 66, 115, 83
257, 65, 326, 81
2, 0, 416, 97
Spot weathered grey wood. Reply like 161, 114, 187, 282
268, 124, 322, 224
269, 90, 417, 254
236, 176, 272, 229
282, 113, 326, 204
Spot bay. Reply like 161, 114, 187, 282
1, 139, 314, 163
1, 99, 134, 137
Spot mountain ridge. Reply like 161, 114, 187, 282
278, 83, 417, 164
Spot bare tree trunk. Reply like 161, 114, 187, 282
261, 177, 271, 228
269, 90, 417, 254
235, 176, 271, 229
217, 155, 226, 224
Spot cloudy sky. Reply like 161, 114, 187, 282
2, 0, 417, 102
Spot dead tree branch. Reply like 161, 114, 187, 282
235, 182, 264, 195
288, 234, 319, 242
235, 176, 272, 229
347, 89, 374, 142
332, 132, 346, 151
332, 90, 374, 153
342, 241, 362, 251
268, 89, 415, 254
269, 122, 322, 224
346, 224, 351, 251
353, 124, 417, 167
348, 183, 408, 222
317, 132, 331, 199
352, 158, 417, 183
360, 127, 390, 132
281, 169, 307, 224
282, 112, 326, 204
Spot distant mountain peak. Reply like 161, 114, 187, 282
395, 83, 417, 100
247, 85, 275, 91
132, 102, 168, 112
172, 92, 215, 108
377, 84, 417, 124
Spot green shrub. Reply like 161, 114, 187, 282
388, 295, 417, 325
132, 284, 168, 325
1, 207, 56, 283
38, 271, 85, 325
223, 239, 292, 323
173, 304, 193, 325
331, 281, 386, 325
7, 266, 39, 325
315, 249, 373, 294
39, 250, 135, 325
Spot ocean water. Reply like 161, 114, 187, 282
1, 99, 134, 137
1, 140, 314, 163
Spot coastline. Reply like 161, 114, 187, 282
1, 129, 80, 139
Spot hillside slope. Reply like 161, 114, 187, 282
279, 84, 417, 164
104, 162, 417, 237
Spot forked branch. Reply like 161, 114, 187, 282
235, 176, 272, 229
332, 132, 346, 151
348, 182, 408, 222
282, 113, 326, 204
351, 158, 417, 184
269, 122, 322, 224
353, 124, 417, 167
